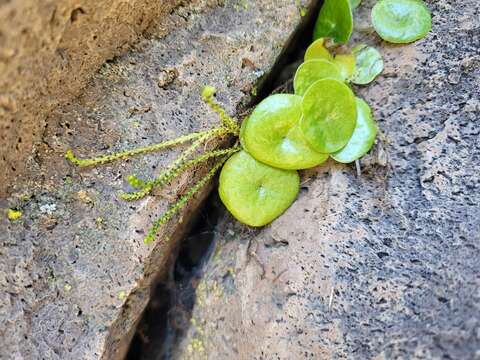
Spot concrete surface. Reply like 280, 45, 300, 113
173, 0, 480, 358
0, 0, 313, 358
0, 0, 183, 196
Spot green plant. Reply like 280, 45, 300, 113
240, 94, 328, 170
352, 44, 384, 85
294, 59, 344, 95
65, 0, 432, 243
219, 150, 300, 227
313, 0, 353, 44
372, 0, 432, 43
300, 79, 357, 153
334, 54, 357, 80
349, 0, 362, 10
331, 98, 378, 163
66, 87, 241, 243
304, 40, 356, 81
304, 38, 333, 62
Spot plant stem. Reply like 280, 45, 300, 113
144, 157, 232, 244
120, 132, 238, 201
65, 129, 215, 167
202, 91, 240, 135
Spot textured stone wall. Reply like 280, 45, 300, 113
0, 0, 182, 196
173, 0, 480, 358
0, 1, 312, 359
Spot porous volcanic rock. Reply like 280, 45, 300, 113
173, 0, 480, 358
0, 0, 184, 196
0, 0, 313, 358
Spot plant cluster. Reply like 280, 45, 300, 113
65, 0, 431, 243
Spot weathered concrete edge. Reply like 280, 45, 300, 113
0, 1, 316, 358
0, 0, 185, 197
172, 0, 480, 358
102, 181, 217, 359
99, 2, 319, 359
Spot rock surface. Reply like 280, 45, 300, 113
0, 0, 183, 196
174, 0, 480, 359
0, 0, 312, 359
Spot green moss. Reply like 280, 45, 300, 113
64, 176, 73, 185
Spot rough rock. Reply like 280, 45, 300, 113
174, 0, 480, 358
0, 0, 184, 196
0, 0, 313, 359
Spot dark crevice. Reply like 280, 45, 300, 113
127, 194, 224, 360
126, 2, 323, 359
251, 0, 324, 104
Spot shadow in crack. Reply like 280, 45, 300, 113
126, 194, 224, 360
126, 1, 323, 358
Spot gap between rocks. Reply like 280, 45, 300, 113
125, 2, 323, 359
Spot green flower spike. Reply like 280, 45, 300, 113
352, 44, 384, 85
201, 85, 239, 135
313, 0, 353, 44
119, 134, 232, 201
372, 0, 432, 44
219, 150, 300, 227
241, 94, 328, 170
67, 85, 241, 244
300, 79, 357, 153
65, 130, 212, 168
294, 59, 344, 96
331, 98, 378, 163
144, 155, 238, 244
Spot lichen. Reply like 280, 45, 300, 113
7, 209, 22, 221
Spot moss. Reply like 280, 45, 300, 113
233, 0, 249, 11
96, 217, 105, 229
227, 267, 236, 279
7, 209, 22, 221
64, 176, 73, 185
186, 338, 206, 357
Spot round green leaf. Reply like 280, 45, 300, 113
331, 98, 378, 163
334, 54, 356, 81
219, 150, 300, 227
313, 0, 353, 44
304, 42, 356, 82
350, 0, 361, 9
352, 44, 384, 85
371, 0, 432, 44
305, 38, 334, 62
294, 59, 344, 96
300, 79, 357, 153
241, 94, 328, 170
